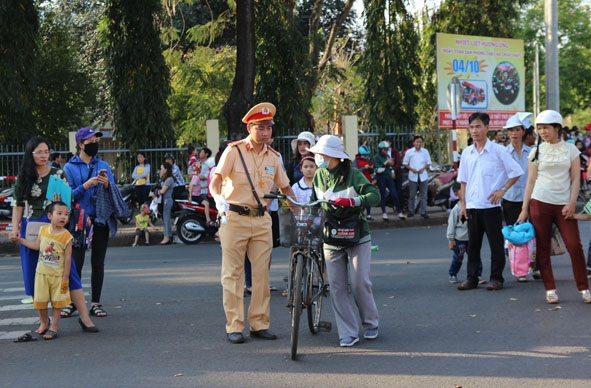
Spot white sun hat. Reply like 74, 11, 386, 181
503, 112, 533, 129
291, 131, 316, 153
535, 110, 563, 126
307, 135, 350, 160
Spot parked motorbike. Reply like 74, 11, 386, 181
174, 199, 218, 244
118, 184, 136, 225
0, 186, 14, 219
400, 164, 457, 213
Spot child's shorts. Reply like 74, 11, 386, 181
135, 228, 149, 236
33, 272, 71, 310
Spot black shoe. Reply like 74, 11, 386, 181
250, 329, 277, 340
78, 318, 99, 333
421, 213, 430, 219
485, 280, 504, 291
227, 332, 245, 344
457, 280, 478, 290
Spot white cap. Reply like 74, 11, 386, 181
291, 131, 316, 153
307, 135, 350, 160
535, 110, 563, 126
503, 112, 533, 129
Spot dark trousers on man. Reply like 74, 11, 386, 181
466, 207, 505, 284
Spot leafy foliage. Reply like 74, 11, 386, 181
105, 0, 174, 151
0, 1, 39, 144
362, 0, 420, 129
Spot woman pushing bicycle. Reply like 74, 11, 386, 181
307, 135, 381, 347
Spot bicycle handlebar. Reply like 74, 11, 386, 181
263, 193, 340, 208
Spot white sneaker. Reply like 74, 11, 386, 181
382, 213, 389, 220
131, 243, 138, 247
581, 289, 591, 304
546, 289, 560, 304
398, 212, 406, 219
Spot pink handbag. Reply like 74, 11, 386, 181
507, 238, 537, 277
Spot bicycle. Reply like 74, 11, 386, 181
263, 193, 333, 360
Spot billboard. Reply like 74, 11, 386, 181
436, 33, 525, 129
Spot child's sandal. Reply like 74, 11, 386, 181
90, 304, 107, 317
60, 304, 76, 318
43, 330, 58, 340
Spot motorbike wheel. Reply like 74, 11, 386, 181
176, 215, 205, 245
118, 200, 135, 224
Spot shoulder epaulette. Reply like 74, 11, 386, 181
228, 140, 243, 147
267, 145, 280, 156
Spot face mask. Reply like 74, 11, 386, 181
83, 142, 99, 157
314, 154, 329, 169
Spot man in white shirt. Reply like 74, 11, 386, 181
402, 136, 432, 218
457, 112, 524, 291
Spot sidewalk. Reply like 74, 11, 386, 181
0, 206, 451, 256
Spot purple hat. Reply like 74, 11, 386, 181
75, 127, 103, 143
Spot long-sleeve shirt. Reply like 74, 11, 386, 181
132, 164, 151, 186
446, 202, 468, 241
504, 144, 530, 202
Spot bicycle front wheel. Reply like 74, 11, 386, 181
290, 253, 304, 360
307, 254, 324, 334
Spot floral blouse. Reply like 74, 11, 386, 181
13, 167, 68, 220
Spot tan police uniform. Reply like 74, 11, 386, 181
215, 124, 290, 334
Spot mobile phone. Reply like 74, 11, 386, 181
99, 169, 107, 177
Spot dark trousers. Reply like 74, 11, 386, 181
466, 207, 505, 283
501, 199, 523, 226
376, 175, 402, 213
72, 223, 109, 303
529, 199, 589, 291
134, 185, 151, 206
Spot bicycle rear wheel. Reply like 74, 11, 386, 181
307, 254, 324, 334
290, 253, 304, 360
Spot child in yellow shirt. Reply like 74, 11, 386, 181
132, 204, 154, 246
18, 201, 72, 340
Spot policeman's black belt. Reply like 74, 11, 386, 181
229, 204, 267, 217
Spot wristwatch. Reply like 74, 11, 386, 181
501, 187, 508, 192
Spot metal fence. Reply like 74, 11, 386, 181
1, 126, 448, 187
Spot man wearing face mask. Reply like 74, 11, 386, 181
374, 141, 405, 220
63, 127, 114, 318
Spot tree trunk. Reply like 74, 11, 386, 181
223, 0, 255, 140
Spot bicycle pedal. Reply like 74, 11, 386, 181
316, 321, 332, 332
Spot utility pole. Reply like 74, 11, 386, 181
533, 43, 540, 117
544, 0, 559, 111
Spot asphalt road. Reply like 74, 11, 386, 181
1, 224, 591, 388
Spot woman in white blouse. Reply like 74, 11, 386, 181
518, 110, 591, 304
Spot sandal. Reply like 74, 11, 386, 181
90, 304, 107, 317
14, 332, 37, 343
60, 304, 77, 318
43, 330, 58, 340
207, 220, 217, 227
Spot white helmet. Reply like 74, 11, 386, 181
535, 110, 563, 126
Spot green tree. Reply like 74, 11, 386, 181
0, 1, 39, 144
105, 0, 174, 151
34, 9, 97, 145
362, 0, 420, 129
520, 0, 591, 116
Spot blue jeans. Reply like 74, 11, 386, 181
376, 175, 402, 213
448, 240, 483, 277
587, 238, 591, 268
244, 254, 252, 288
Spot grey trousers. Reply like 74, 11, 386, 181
408, 179, 428, 215
324, 241, 379, 339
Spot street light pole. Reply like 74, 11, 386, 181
544, 0, 559, 111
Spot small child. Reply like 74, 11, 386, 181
354, 146, 375, 219
446, 183, 484, 284
291, 155, 317, 203
18, 201, 72, 340
132, 204, 154, 246
188, 167, 213, 226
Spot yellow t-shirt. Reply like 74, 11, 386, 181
135, 214, 150, 229
36, 225, 73, 277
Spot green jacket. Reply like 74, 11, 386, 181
310, 164, 380, 243
373, 153, 392, 176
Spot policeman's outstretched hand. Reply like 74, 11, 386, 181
333, 197, 361, 208
214, 194, 229, 213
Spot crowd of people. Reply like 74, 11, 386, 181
8, 106, 591, 348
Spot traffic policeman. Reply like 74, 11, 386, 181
209, 102, 296, 344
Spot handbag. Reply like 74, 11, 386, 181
550, 225, 566, 256
323, 212, 361, 247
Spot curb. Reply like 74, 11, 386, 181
0, 207, 450, 256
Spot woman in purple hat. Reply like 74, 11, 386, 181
62, 127, 114, 318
